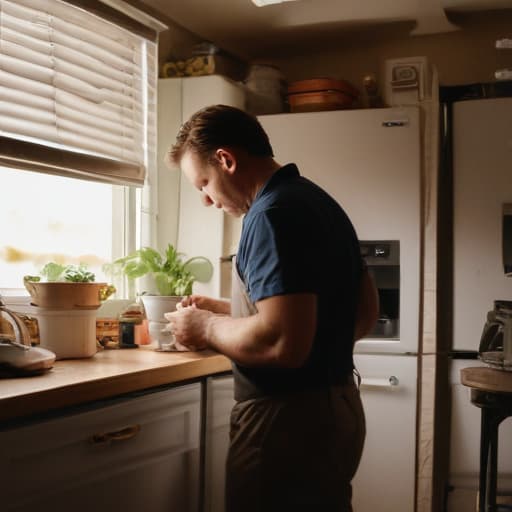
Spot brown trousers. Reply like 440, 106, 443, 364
225, 382, 366, 512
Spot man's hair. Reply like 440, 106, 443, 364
168, 104, 274, 165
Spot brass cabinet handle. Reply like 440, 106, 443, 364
91, 424, 141, 444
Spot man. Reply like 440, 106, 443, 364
166, 104, 378, 511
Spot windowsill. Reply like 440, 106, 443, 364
0, 289, 30, 302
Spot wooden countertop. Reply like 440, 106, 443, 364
461, 366, 512, 394
0, 347, 231, 423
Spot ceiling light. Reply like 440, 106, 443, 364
251, 0, 299, 6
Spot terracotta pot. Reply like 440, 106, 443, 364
24, 281, 114, 309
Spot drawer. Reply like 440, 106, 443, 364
0, 383, 201, 510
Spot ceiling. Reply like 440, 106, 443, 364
141, 0, 512, 58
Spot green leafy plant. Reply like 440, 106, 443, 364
62, 265, 96, 283
105, 244, 213, 296
24, 263, 96, 283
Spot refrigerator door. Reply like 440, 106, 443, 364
259, 108, 421, 354
352, 354, 418, 512
452, 98, 512, 352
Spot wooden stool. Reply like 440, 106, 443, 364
461, 367, 512, 512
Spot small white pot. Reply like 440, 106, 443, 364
140, 295, 182, 343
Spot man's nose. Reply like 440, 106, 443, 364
201, 192, 214, 207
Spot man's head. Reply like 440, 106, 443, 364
168, 104, 274, 167
168, 105, 278, 217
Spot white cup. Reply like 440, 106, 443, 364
158, 327, 175, 351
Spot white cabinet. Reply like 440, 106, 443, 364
157, 76, 245, 299
352, 354, 418, 512
204, 374, 235, 512
0, 383, 201, 512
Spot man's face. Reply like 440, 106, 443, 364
180, 150, 246, 217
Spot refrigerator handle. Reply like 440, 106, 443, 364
360, 376, 399, 388
381, 120, 408, 127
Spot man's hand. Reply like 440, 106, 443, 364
178, 295, 231, 315
165, 304, 213, 350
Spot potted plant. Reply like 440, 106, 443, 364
105, 244, 213, 342
24, 263, 115, 309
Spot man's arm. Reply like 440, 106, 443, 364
354, 268, 379, 341
168, 293, 317, 368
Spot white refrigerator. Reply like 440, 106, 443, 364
446, 95, 512, 510
259, 107, 422, 511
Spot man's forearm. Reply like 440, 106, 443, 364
171, 295, 316, 369
209, 298, 231, 315
206, 313, 282, 367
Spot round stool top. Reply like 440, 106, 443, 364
461, 367, 512, 394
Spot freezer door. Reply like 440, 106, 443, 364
259, 108, 421, 354
352, 354, 417, 512
452, 98, 512, 352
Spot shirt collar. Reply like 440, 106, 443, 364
252, 163, 300, 204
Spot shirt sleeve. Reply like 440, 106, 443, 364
241, 206, 319, 303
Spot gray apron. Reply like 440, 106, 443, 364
230, 256, 257, 319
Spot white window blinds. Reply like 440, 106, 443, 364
0, 0, 159, 186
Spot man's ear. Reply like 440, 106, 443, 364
215, 148, 236, 174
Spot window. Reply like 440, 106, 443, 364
0, 167, 115, 287
0, 0, 164, 297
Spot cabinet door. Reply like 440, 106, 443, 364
0, 383, 201, 512
352, 354, 417, 512
204, 375, 235, 512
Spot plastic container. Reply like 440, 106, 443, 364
34, 308, 97, 359
245, 63, 286, 114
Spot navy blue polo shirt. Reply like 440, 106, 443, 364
233, 163, 363, 400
